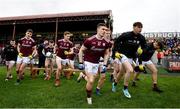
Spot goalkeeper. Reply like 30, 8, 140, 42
132, 41, 163, 93
111, 22, 147, 98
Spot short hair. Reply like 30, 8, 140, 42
97, 23, 107, 28
157, 41, 164, 50
26, 29, 33, 33
133, 22, 143, 28
49, 40, 54, 43
64, 31, 71, 36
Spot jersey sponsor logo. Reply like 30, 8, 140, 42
91, 46, 105, 51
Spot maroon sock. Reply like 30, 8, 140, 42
86, 89, 92, 98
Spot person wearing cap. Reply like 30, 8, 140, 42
112, 22, 147, 98
15, 29, 37, 85
132, 40, 164, 93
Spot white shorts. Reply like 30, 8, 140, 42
114, 54, 130, 64
16, 56, 31, 64
69, 60, 74, 66
136, 59, 153, 66
6, 60, 15, 66
84, 61, 99, 75
28, 59, 35, 65
56, 56, 70, 66
113, 58, 121, 64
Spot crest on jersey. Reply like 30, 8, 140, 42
103, 43, 106, 46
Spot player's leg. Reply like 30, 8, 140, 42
122, 60, 133, 98
44, 58, 50, 80
112, 60, 122, 92
146, 62, 163, 93
96, 73, 106, 95
55, 56, 62, 86
85, 61, 99, 104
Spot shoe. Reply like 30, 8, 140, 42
87, 97, 92, 105
55, 79, 60, 87
77, 72, 84, 83
110, 74, 114, 82
14, 82, 20, 85
112, 82, 116, 92
96, 88, 102, 96
135, 78, 140, 81
96, 91, 102, 96
153, 87, 163, 93
44, 76, 51, 80
5, 78, 9, 81
9, 74, 13, 79
122, 89, 131, 98
132, 81, 136, 87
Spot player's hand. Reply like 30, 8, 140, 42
18, 53, 23, 58
78, 63, 84, 70
139, 65, 144, 71
134, 65, 145, 72
101, 65, 107, 73
137, 47, 143, 55
29, 55, 33, 59
64, 51, 69, 55
52, 53, 56, 58
115, 52, 122, 59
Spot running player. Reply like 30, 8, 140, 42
55, 31, 73, 86
78, 23, 110, 104
15, 29, 37, 85
112, 22, 147, 98
3, 40, 18, 81
43, 40, 56, 80
132, 40, 163, 93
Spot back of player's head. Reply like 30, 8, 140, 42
133, 22, 143, 28
97, 23, 107, 29
26, 29, 33, 33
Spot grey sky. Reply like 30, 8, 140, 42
0, 0, 179, 33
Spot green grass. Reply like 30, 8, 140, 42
0, 66, 180, 108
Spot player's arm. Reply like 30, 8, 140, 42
140, 35, 147, 51
113, 33, 126, 52
103, 48, 110, 65
67, 47, 74, 55
78, 45, 87, 63
17, 43, 21, 53
31, 45, 37, 57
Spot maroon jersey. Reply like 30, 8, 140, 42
83, 35, 110, 63
67, 47, 79, 60
44, 46, 54, 54
57, 39, 73, 59
19, 37, 36, 56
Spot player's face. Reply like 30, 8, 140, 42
49, 42, 54, 47
10, 41, 15, 46
97, 26, 107, 38
64, 34, 71, 41
105, 29, 111, 40
133, 26, 142, 34
154, 42, 160, 49
25, 32, 32, 38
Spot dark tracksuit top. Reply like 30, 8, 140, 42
138, 43, 156, 63
3, 45, 18, 61
113, 31, 147, 60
